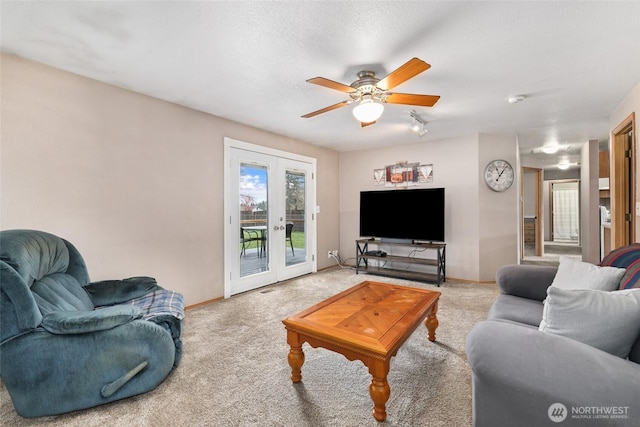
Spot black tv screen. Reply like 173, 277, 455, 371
359, 188, 445, 242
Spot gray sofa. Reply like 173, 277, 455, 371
466, 264, 640, 427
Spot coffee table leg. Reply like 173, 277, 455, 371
286, 330, 305, 383
368, 361, 391, 422
425, 301, 439, 342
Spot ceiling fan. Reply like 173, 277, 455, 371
302, 57, 440, 127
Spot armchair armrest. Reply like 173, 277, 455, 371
83, 276, 159, 307
496, 264, 557, 301
41, 305, 142, 334
3, 319, 175, 417
466, 320, 640, 426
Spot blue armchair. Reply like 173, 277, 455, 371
0, 229, 184, 417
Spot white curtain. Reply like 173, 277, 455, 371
552, 182, 579, 241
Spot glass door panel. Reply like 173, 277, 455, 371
240, 163, 269, 277
277, 159, 314, 282
228, 148, 277, 296
285, 170, 306, 267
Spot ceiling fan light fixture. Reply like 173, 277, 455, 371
352, 97, 384, 123
302, 58, 439, 126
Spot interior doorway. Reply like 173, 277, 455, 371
610, 113, 636, 249
521, 173, 583, 266
521, 167, 543, 260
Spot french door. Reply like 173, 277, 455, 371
224, 138, 316, 297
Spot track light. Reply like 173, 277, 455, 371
409, 110, 427, 137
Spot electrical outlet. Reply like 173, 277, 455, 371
328, 250, 337, 258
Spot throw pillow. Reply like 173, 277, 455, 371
600, 243, 640, 289
539, 286, 640, 358
549, 256, 625, 291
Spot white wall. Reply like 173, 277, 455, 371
0, 54, 341, 305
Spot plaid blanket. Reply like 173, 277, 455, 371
127, 288, 185, 321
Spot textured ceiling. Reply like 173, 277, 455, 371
2, 1, 640, 169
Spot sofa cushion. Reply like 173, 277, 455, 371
495, 264, 558, 301
31, 273, 94, 315
487, 294, 543, 327
550, 256, 625, 291
600, 243, 640, 289
539, 286, 640, 358
630, 336, 640, 363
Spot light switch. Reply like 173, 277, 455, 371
316, 205, 320, 214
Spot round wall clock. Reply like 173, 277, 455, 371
484, 159, 514, 192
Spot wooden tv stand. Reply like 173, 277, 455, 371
355, 239, 446, 286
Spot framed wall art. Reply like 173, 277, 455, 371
373, 161, 433, 187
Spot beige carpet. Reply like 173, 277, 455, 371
0, 268, 498, 426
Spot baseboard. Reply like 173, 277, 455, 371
186, 296, 224, 310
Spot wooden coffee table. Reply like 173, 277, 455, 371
282, 280, 440, 422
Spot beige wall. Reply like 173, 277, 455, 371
477, 133, 519, 279
609, 80, 640, 242
581, 139, 600, 263
338, 133, 518, 282
0, 54, 340, 305
12, 53, 628, 298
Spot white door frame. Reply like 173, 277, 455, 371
223, 137, 317, 298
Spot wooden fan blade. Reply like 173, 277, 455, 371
385, 93, 440, 107
361, 120, 376, 127
377, 58, 431, 91
306, 77, 355, 93
301, 100, 351, 118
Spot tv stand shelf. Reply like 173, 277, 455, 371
355, 239, 446, 286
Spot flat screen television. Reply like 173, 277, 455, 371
359, 188, 445, 243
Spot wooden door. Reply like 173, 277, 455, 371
610, 113, 636, 249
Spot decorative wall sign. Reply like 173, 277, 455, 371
418, 164, 433, 183
374, 161, 433, 187
373, 169, 386, 185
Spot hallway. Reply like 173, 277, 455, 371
521, 242, 582, 266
